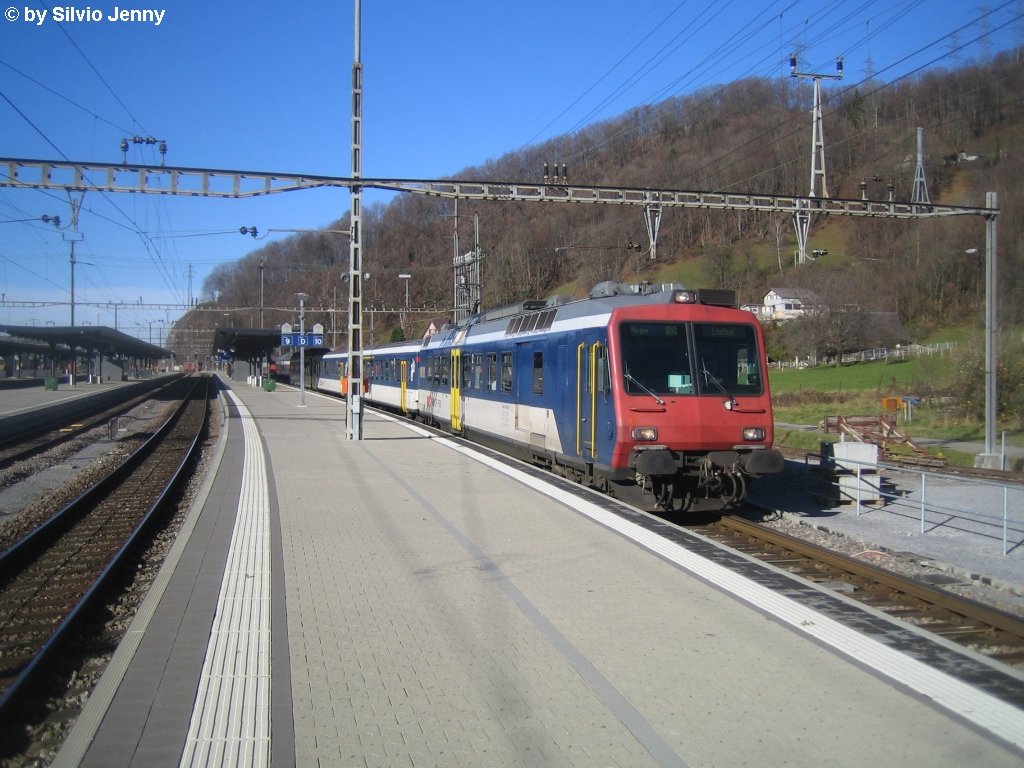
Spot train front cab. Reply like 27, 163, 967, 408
604, 300, 783, 510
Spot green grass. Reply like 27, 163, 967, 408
768, 355, 1022, 463
770, 356, 924, 396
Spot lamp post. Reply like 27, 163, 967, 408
297, 292, 310, 407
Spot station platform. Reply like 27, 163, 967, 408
0, 373, 172, 420
53, 376, 1024, 767
0, 377, 118, 418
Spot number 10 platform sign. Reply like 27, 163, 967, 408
280, 323, 325, 347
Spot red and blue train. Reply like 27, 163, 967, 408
308, 281, 784, 512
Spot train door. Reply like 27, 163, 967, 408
450, 349, 462, 431
575, 340, 609, 460
399, 359, 408, 413
514, 341, 539, 432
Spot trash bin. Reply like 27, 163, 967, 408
44, 377, 58, 391
262, 379, 277, 392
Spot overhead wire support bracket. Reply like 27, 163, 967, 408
0, 156, 996, 221
789, 53, 843, 264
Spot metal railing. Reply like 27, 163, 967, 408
773, 341, 958, 369
803, 451, 1024, 556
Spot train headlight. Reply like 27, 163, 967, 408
671, 289, 697, 304
742, 427, 765, 441
631, 426, 659, 441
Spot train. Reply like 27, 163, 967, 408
297, 281, 784, 512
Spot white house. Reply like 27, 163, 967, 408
758, 288, 823, 321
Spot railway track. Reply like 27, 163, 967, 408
0, 374, 212, 752
694, 511, 1024, 669
777, 444, 1023, 485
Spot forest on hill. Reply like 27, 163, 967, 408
172, 49, 1023, 366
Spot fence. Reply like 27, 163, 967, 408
774, 341, 958, 369
803, 447, 1024, 557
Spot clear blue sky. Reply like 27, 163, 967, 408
0, 0, 1019, 338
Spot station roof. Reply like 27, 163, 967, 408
0, 325, 168, 359
213, 327, 283, 360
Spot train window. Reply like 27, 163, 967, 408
486, 353, 497, 390
596, 345, 610, 394
533, 351, 543, 394
463, 356, 472, 389
693, 323, 763, 396
500, 351, 512, 392
440, 355, 450, 387
620, 322, 694, 396
471, 354, 483, 389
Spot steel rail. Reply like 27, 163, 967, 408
0, 375, 210, 720
718, 512, 1024, 640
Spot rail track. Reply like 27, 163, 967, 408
777, 444, 1023, 485
0, 374, 212, 752
693, 510, 1024, 669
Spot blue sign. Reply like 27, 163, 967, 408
280, 334, 325, 347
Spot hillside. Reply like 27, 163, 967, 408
171, 51, 1023, 356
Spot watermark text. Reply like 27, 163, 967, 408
6, 6, 167, 26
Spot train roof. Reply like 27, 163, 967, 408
327, 282, 742, 357
424, 282, 739, 348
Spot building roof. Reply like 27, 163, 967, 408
213, 327, 286, 360
765, 287, 822, 302
0, 325, 168, 359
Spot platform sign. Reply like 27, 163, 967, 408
280, 333, 325, 347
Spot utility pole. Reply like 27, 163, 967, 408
450, 198, 460, 319
65, 193, 85, 327
912, 127, 930, 206
399, 273, 411, 337
790, 53, 842, 265
644, 199, 662, 261
297, 292, 309, 408
347, 0, 365, 440
453, 211, 483, 323
980, 191, 1000, 468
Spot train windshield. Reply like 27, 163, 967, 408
692, 323, 763, 396
619, 322, 763, 397
620, 322, 695, 396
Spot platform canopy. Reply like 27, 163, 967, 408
0, 325, 168, 359
213, 327, 284, 361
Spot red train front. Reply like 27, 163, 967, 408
603, 289, 783, 511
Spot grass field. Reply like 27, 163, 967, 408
770, 356, 927, 395
767, 354, 1019, 467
